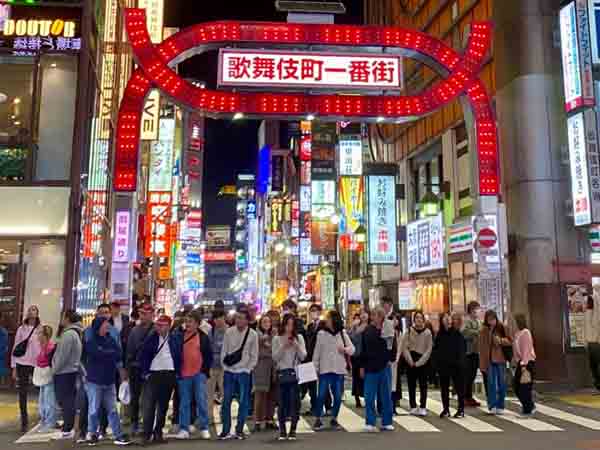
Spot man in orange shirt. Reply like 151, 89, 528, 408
174, 311, 213, 440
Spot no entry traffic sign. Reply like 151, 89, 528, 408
477, 228, 497, 248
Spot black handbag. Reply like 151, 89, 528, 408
223, 328, 250, 367
277, 368, 298, 384
501, 344, 513, 362
12, 326, 37, 358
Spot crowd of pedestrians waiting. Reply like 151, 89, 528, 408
5, 297, 538, 444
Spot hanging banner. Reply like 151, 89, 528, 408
149, 117, 175, 192
338, 135, 363, 176
567, 112, 593, 226
311, 220, 337, 255
407, 214, 445, 274
141, 90, 160, 141
320, 272, 335, 310
311, 179, 336, 219
366, 173, 398, 264
339, 177, 364, 233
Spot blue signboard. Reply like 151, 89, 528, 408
186, 253, 201, 264
257, 145, 271, 195
247, 200, 257, 219
367, 175, 398, 264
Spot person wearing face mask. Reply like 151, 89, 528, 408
479, 310, 511, 415
11, 305, 42, 433
349, 309, 369, 408
433, 312, 466, 419
300, 303, 324, 416
402, 311, 433, 416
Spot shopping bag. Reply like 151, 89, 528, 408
118, 380, 131, 405
295, 362, 318, 385
32, 366, 52, 387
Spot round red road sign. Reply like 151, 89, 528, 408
477, 228, 497, 248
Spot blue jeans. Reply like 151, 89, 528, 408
486, 362, 506, 410
178, 372, 209, 432
316, 373, 344, 419
38, 383, 57, 427
221, 371, 251, 435
85, 383, 123, 438
278, 381, 300, 423
365, 368, 393, 427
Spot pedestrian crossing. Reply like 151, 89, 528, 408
14, 395, 600, 444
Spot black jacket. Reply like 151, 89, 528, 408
305, 319, 324, 362
433, 327, 467, 373
359, 324, 393, 373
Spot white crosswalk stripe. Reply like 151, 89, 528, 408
426, 399, 502, 432
510, 400, 600, 431
393, 408, 441, 432
337, 404, 367, 432
491, 408, 563, 432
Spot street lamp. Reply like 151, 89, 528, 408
419, 188, 441, 217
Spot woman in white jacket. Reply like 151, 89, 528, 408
312, 310, 354, 431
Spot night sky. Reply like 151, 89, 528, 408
164, 1, 364, 228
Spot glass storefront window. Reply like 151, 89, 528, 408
0, 55, 35, 148
35, 54, 78, 181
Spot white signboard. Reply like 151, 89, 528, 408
113, 210, 131, 263
206, 226, 231, 248
398, 281, 417, 310
407, 214, 445, 274
300, 237, 319, 266
339, 136, 363, 176
219, 49, 402, 90
138, 0, 164, 43
366, 175, 398, 264
560, 1, 595, 112
568, 112, 592, 226
148, 118, 175, 192
300, 185, 311, 212
141, 90, 160, 141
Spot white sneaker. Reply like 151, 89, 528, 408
409, 408, 420, 416
199, 429, 211, 440
495, 408, 505, 415
363, 425, 378, 433
53, 430, 75, 440
175, 430, 190, 440
418, 408, 428, 417
189, 425, 197, 433
381, 425, 394, 431
169, 425, 180, 435
487, 408, 497, 415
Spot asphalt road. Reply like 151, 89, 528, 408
3, 393, 600, 450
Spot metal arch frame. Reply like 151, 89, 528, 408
115, 8, 498, 198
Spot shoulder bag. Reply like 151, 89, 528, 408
340, 331, 352, 371
12, 326, 37, 358
223, 328, 250, 367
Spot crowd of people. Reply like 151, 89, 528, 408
7, 297, 539, 444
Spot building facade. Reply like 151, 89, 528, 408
365, 0, 589, 385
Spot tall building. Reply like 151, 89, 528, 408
0, 0, 131, 335
365, 0, 586, 385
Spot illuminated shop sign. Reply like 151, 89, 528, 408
145, 192, 172, 258
339, 136, 363, 176
113, 210, 131, 263
339, 177, 364, 234
2, 18, 76, 37
219, 49, 402, 90
366, 173, 398, 265
149, 118, 175, 192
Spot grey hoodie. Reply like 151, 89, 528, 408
51, 323, 84, 375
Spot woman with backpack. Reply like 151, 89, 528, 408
11, 305, 42, 432
479, 310, 512, 415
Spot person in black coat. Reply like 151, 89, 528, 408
433, 312, 467, 418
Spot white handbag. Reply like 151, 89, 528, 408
295, 362, 318, 385
119, 381, 131, 405
33, 366, 53, 387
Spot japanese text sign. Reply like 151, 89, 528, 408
367, 175, 398, 264
145, 192, 172, 258
407, 214, 445, 274
219, 49, 402, 90
339, 136, 362, 176
149, 118, 175, 192
113, 210, 131, 263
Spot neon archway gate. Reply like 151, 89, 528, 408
115, 8, 499, 198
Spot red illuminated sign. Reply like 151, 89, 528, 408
218, 49, 402, 90
114, 10, 499, 197
204, 251, 235, 262
145, 191, 172, 258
